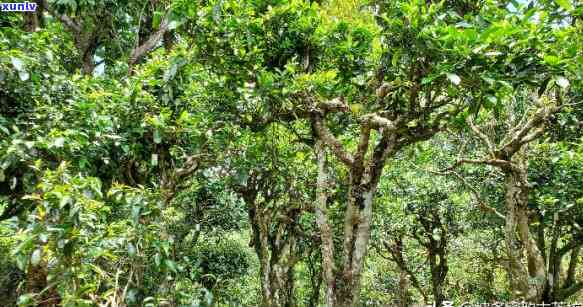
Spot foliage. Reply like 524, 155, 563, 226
0, 0, 581, 306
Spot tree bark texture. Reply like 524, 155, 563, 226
503, 155, 546, 302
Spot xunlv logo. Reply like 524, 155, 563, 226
1, 2, 37, 12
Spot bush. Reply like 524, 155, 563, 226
192, 238, 252, 289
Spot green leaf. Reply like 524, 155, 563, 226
59, 196, 72, 209
132, 206, 141, 223
165, 259, 178, 273
446, 73, 461, 85
391, 49, 401, 67
421, 74, 439, 85
17, 294, 35, 306
555, 0, 573, 11
485, 95, 497, 104
350, 103, 363, 114
153, 11, 163, 29
543, 55, 560, 66
168, 20, 179, 30
164, 63, 178, 83
154, 253, 161, 266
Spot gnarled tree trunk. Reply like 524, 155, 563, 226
502, 157, 546, 302
240, 175, 301, 307
314, 130, 399, 307
250, 206, 298, 307
310, 93, 443, 306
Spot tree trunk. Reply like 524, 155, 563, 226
27, 261, 60, 306
307, 252, 323, 307
397, 269, 410, 307
315, 138, 374, 307
251, 210, 297, 307
244, 190, 299, 307
74, 33, 100, 75
546, 239, 583, 302
309, 95, 441, 306
428, 249, 447, 306
315, 140, 337, 307
503, 163, 546, 302
334, 188, 375, 307
23, 0, 44, 32
81, 46, 96, 75
385, 236, 429, 304
312, 122, 397, 306
421, 208, 449, 307
564, 246, 580, 290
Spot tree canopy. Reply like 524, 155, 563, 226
0, 0, 582, 306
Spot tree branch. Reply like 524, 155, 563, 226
350, 125, 371, 182
443, 158, 514, 172
564, 245, 580, 289
311, 114, 354, 166
360, 113, 398, 131
467, 116, 495, 157
558, 281, 583, 301
316, 97, 349, 113
420, 166, 506, 220
42, 0, 81, 34
315, 139, 336, 307
500, 102, 558, 157
129, 12, 171, 67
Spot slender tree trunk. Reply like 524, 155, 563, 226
544, 238, 583, 302
428, 252, 447, 306
315, 140, 336, 306
307, 253, 323, 307
420, 208, 449, 307
81, 45, 96, 75
73, 33, 100, 75
565, 246, 580, 289
397, 269, 410, 307
556, 245, 583, 301
543, 212, 561, 302
252, 212, 297, 307
385, 236, 429, 304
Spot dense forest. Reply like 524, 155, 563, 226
0, 0, 582, 306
